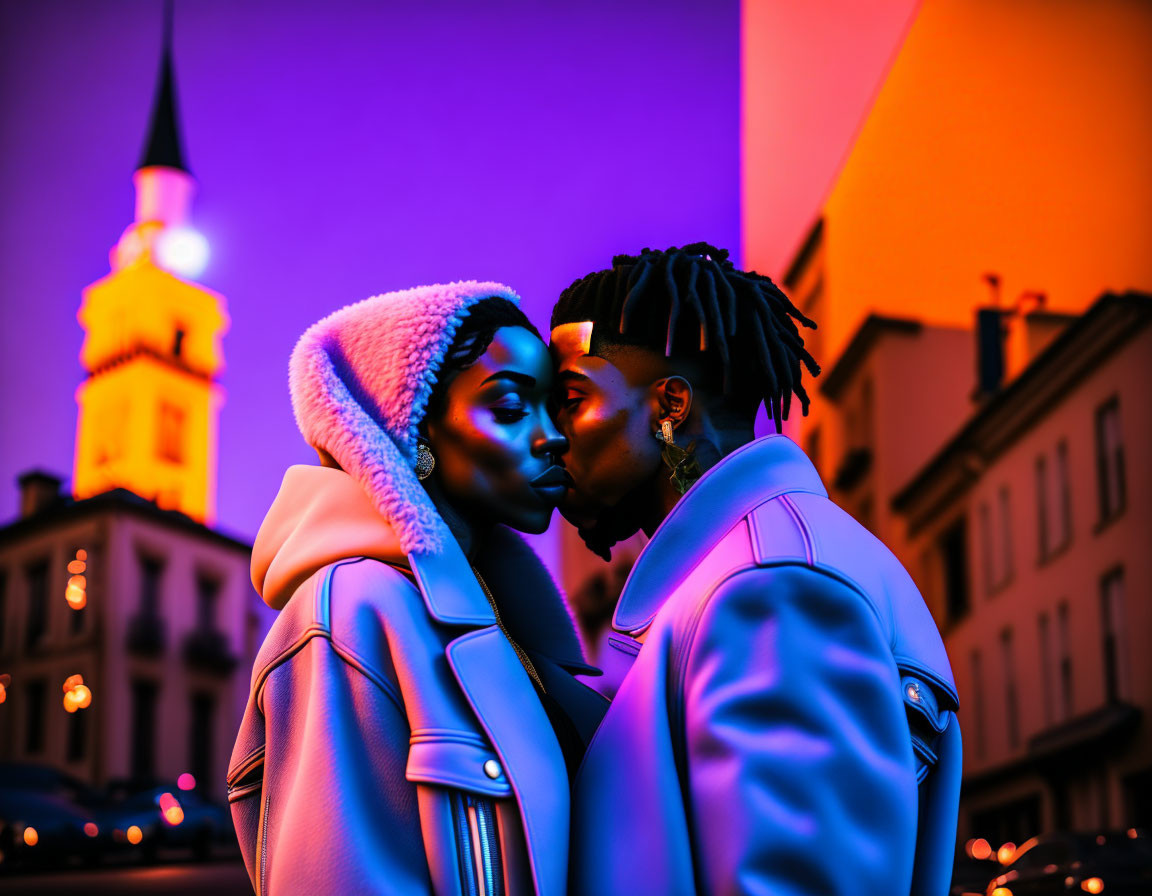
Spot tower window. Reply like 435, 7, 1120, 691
157, 402, 185, 463
173, 327, 186, 357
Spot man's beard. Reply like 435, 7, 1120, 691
572, 495, 648, 562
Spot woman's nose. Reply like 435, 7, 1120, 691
532, 415, 569, 459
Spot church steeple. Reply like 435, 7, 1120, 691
138, 2, 188, 173
73, 0, 228, 526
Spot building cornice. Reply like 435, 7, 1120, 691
0, 488, 250, 554
892, 292, 1152, 534
819, 313, 922, 401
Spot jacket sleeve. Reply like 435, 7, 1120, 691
254, 634, 435, 895
680, 564, 918, 896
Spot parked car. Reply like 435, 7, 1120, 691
985, 830, 1152, 896
95, 778, 232, 862
950, 851, 1001, 895
0, 762, 102, 870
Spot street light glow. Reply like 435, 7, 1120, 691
156, 226, 209, 278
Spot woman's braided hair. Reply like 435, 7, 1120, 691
550, 242, 820, 432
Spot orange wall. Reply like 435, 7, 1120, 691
819, 0, 1152, 363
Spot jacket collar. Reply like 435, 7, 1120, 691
613, 435, 828, 635
412, 526, 593, 673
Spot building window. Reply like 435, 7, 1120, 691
979, 501, 994, 595
190, 692, 216, 789
131, 679, 158, 778
1035, 454, 1050, 561
1001, 628, 1019, 750
173, 327, 186, 357
196, 574, 220, 632
25, 560, 49, 647
24, 678, 46, 754
1057, 601, 1073, 721
1055, 440, 1072, 549
1100, 567, 1127, 703
939, 517, 970, 624
139, 555, 163, 617
157, 401, 185, 464
970, 650, 986, 761
67, 706, 87, 762
1094, 397, 1126, 523
1038, 612, 1054, 727
998, 486, 1014, 583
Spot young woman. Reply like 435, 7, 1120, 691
227, 282, 607, 896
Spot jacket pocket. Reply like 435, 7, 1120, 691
898, 669, 955, 785
225, 745, 265, 892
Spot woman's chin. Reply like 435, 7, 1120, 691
502, 505, 555, 536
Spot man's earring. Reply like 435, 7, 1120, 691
657, 419, 675, 445
415, 439, 436, 481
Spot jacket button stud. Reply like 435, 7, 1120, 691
906, 683, 922, 702
483, 760, 502, 779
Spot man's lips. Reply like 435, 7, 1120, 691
530, 465, 575, 488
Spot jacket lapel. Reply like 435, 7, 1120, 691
447, 627, 569, 896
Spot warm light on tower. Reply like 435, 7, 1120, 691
72, 27, 228, 525
156, 226, 209, 278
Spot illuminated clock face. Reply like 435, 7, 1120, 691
156, 226, 210, 278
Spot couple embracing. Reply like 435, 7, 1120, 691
227, 244, 961, 896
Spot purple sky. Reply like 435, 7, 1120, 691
0, 1, 905, 563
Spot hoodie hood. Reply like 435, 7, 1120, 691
252, 464, 405, 610
288, 281, 521, 557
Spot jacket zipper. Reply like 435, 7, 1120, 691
453, 792, 503, 896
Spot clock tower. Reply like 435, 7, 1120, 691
73, 23, 228, 524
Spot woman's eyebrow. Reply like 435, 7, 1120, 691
557, 370, 590, 384
479, 370, 537, 388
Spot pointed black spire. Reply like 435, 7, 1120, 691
137, 1, 190, 173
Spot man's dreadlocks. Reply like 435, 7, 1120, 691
551, 242, 820, 432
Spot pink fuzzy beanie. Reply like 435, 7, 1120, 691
288, 281, 522, 556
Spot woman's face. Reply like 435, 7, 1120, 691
424, 326, 570, 535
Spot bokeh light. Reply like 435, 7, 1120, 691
177, 772, 196, 790
68, 559, 86, 574
1081, 877, 1104, 893
84, 822, 99, 838
127, 825, 143, 845
998, 842, 1017, 864
971, 838, 992, 861
23, 827, 38, 847
156, 226, 209, 278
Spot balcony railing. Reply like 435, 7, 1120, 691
182, 628, 238, 676
125, 612, 166, 657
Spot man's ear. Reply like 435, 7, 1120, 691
652, 376, 693, 433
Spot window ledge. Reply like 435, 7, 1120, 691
1093, 504, 1127, 536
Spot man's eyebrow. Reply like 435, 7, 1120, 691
479, 370, 537, 388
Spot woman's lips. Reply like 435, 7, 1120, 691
530, 465, 575, 489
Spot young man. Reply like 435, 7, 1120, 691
550, 245, 961, 896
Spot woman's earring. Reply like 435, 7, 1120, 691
415, 440, 436, 481
659, 419, 675, 445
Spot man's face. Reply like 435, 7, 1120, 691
549, 323, 666, 533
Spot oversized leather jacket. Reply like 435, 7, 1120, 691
570, 435, 962, 896
228, 465, 597, 896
